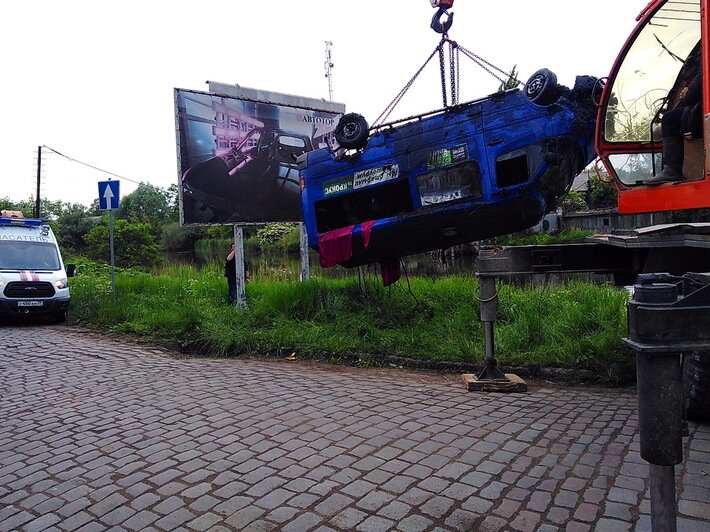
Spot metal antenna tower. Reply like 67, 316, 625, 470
324, 41, 334, 101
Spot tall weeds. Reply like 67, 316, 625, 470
68, 263, 633, 382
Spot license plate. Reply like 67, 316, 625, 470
17, 301, 43, 307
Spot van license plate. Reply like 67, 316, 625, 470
17, 301, 43, 307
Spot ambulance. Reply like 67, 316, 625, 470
0, 211, 75, 322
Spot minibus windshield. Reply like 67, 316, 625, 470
0, 241, 61, 270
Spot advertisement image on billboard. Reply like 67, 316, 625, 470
175, 87, 343, 225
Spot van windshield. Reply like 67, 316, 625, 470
0, 241, 61, 270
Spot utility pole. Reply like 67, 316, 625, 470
324, 41, 334, 101
35, 146, 42, 218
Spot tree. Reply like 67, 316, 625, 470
586, 177, 617, 210
37, 199, 67, 219
118, 183, 172, 232
84, 219, 162, 269
0, 197, 34, 216
560, 190, 588, 214
165, 184, 180, 223
56, 203, 98, 254
162, 222, 203, 252
205, 225, 233, 239
0, 197, 88, 220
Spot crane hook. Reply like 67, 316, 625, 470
430, 0, 454, 34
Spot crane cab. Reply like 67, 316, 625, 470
596, 0, 710, 213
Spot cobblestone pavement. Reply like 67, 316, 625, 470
1, 326, 708, 532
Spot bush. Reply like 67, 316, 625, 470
162, 222, 203, 251
587, 178, 617, 209
561, 190, 587, 214
84, 219, 162, 269
256, 224, 300, 251
497, 229, 592, 247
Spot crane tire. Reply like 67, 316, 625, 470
683, 351, 710, 420
335, 113, 369, 149
524, 68, 560, 106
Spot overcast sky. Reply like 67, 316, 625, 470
2, 0, 643, 208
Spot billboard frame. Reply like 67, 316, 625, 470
174, 82, 346, 227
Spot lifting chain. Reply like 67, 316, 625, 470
373, 45, 440, 127
373, 36, 518, 127
439, 43, 447, 108
438, 38, 460, 109
450, 39, 459, 106
456, 43, 516, 87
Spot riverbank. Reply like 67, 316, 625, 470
66, 262, 634, 385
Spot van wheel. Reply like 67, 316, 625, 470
55, 311, 67, 324
524, 69, 560, 105
335, 113, 369, 149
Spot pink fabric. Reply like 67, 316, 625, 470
318, 221, 401, 286
361, 220, 377, 248
317, 225, 355, 267
381, 257, 401, 286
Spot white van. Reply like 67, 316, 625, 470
0, 212, 75, 323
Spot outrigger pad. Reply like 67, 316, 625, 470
461, 373, 527, 393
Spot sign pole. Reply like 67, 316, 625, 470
98, 179, 120, 303
109, 207, 116, 302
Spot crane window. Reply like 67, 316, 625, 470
609, 152, 662, 186
603, 0, 700, 143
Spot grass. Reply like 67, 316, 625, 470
494, 229, 594, 247
66, 261, 634, 384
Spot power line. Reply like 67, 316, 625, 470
41, 145, 143, 185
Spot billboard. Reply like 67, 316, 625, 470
175, 85, 345, 225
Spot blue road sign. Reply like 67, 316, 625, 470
98, 180, 120, 210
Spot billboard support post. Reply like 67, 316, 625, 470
299, 223, 310, 281
233, 224, 247, 309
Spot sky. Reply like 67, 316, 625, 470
1, 0, 644, 208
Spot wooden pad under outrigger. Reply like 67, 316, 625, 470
461, 373, 527, 393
